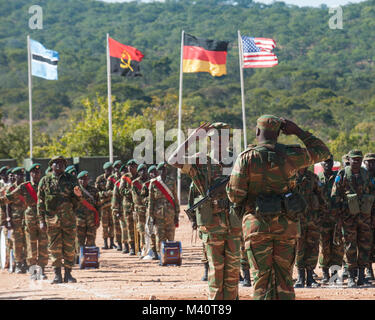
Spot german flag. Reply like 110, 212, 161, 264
108, 37, 144, 77
183, 33, 228, 77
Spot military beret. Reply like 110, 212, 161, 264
12, 167, 24, 174
6, 168, 13, 175
207, 122, 231, 136
119, 164, 127, 172
77, 170, 89, 179
256, 115, 282, 132
0, 166, 9, 174
147, 165, 157, 174
113, 160, 122, 167
137, 164, 147, 172
28, 163, 41, 173
103, 161, 113, 170
157, 162, 167, 170
49, 156, 67, 167
348, 149, 363, 158
126, 159, 137, 166
65, 165, 77, 174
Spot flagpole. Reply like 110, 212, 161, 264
107, 33, 113, 163
238, 30, 247, 149
27, 35, 33, 159
177, 30, 184, 205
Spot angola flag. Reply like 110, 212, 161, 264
108, 37, 144, 77
183, 33, 228, 77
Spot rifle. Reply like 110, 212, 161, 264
184, 176, 230, 216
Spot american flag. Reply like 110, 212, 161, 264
241, 36, 278, 68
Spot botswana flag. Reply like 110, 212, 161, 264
108, 37, 144, 77
30, 39, 59, 80
183, 33, 228, 77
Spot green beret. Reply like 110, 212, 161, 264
137, 164, 147, 172
65, 165, 76, 174
0, 166, 9, 174
77, 171, 89, 179
119, 164, 127, 172
49, 156, 67, 167
103, 161, 113, 170
6, 168, 13, 175
45, 167, 51, 175
207, 122, 230, 136
28, 163, 41, 173
364, 153, 375, 161
12, 167, 25, 174
348, 150, 363, 158
147, 165, 157, 174
157, 162, 167, 170
113, 160, 122, 167
257, 115, 281, 132
126, 159, 137, 166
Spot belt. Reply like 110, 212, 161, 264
211, 198, 229, 208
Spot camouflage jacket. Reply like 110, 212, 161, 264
105, 172, 121, 196
318, 171, 337, 210
111, 180, 123, 217
226, 132, 330, 216
76, 184, 99, 220
95, 173, 112, 208
0, 182, 27, 221
37, 172, 80, 223
296, 170, 326, 212
118, 173, 138, 212
131, 176, 149, 212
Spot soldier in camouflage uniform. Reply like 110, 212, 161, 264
364, 153, 375, 280
169, 122, 240, 300
38, 156, 82, 284
227, 115, 329, 300
294, 167, 326, 288
318, 155, 344, 284
76, 171, 100, 247
0, 164, 48, 279
95, 162, 115, 250
331, 150, 375, 287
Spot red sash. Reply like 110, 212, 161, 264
153, 180, 176, 209
133, 180, 143, 191
81, 199, 99, 227
24, 182, 38, 203
122, 175, 133, 186
109, 176, 121, 188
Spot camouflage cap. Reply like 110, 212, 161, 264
113, 160, 122, 167
28, 163, 41, 173
137, 164, 147, 172
147, 165, 157, 174
49, 156, 67, 167
347, 149, 363, 158
157, 162, 167, 170
12, 167, 24, 174
207, 122, 231, 136
364, 153, 375, 161
0, 166, 9, 174
126, 159, 137, 166
103, 161, 113, 170
256, 115, 282, 132
65, 165, 76, 174
77, 170, 89, 179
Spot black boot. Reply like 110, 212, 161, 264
122, 243, 129, 254
201, 262, 208, 281
322, 268, 330, 284
241, 269, 251, 287
102, 238, 109, 250
109, 237, 117, 249
116, 242, 122, 251
129, 243, 135, 256
15, 262, 25, 274
294, 268, 305, 288
152, 249, 159, 260
64, 267, 77, 283
306, 269, 321, 288
365, 266, 375, 281
347, 269, 357, 288
51, 267, 62, 284
357, 267, 369, 286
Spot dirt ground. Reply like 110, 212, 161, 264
1, 207, 375, 300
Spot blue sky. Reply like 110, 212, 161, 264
101, 0, 367, 7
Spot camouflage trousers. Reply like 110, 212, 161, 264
100, 205, 114, 239
125, 206, 135, 245
201, 230, 240, 300
119, 215, 128, 244
11, 217, 27, 264
342, 211, 372, 270
295, 215, 320, 270
154, 213, 176, 254
112, 213, 122, 243
240, 236, 250, 271
135, 207, 146, 250
25, 214, 48, 267
244, 214, 298, 300
319, 219, 344, 269
45, 211, 77, 268
76, 215, 97, 247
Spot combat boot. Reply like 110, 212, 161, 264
306, 269, 321, 288
129, 243, 135, 256
294, 268, 305, 288
51, 267, 62, 284
347, 269, 357, 288
63, 267, 77, 283
201, 262, 208, 281
239, 272, 244, 282
365, 266, 375, 281
322, 268, 330, 284
15, 262, 25, 274
152, 249, 159, 260
102, 238, 109, 250
357, 267, 369, 286
122, 243, 129, 254
241, 269, 252, 287
109, 237, 117, 249
116, 242, 122, 251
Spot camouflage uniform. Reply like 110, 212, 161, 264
106, 173, 123, 244
141, 178, 157, 256
227, 115, 329, 300
95, 173, 114, 240
111, 181, 128, 247
37, 172, 80, 268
